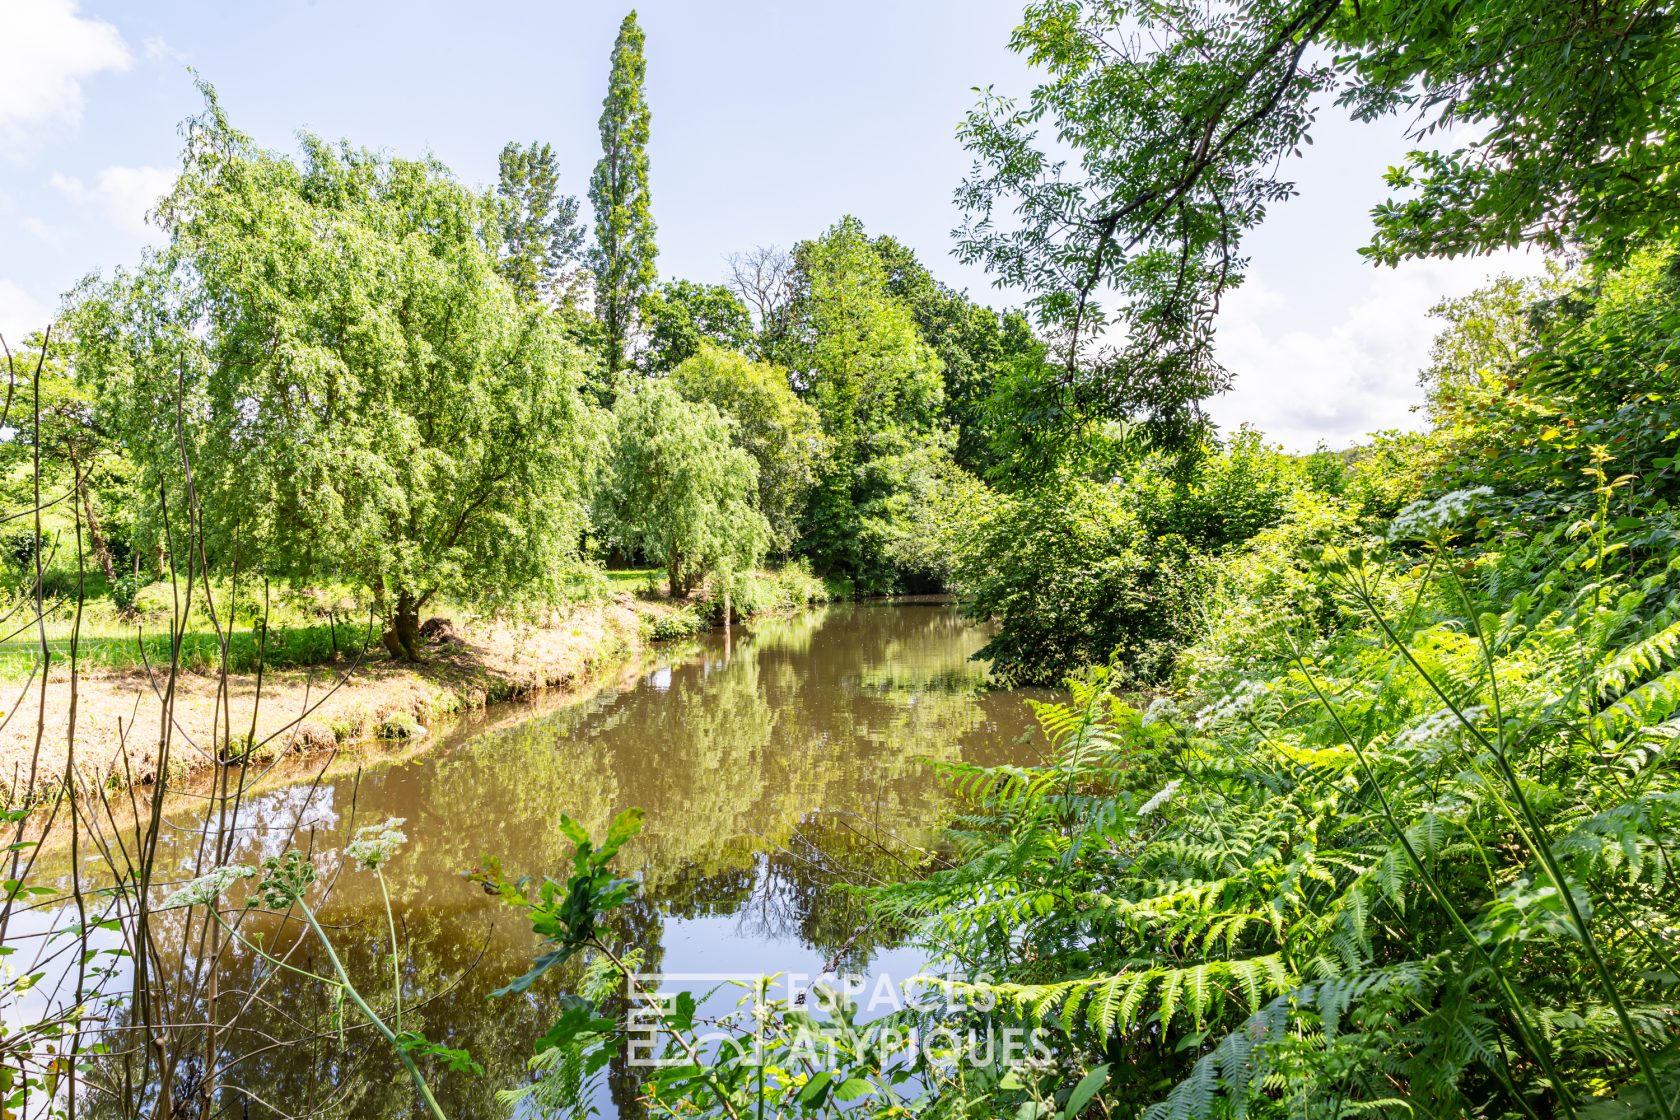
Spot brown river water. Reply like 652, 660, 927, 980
27, 602, 1048, 1118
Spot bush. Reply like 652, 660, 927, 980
642, 606, 707, 642
953, 472, 1213, 686
1177, 488, 1365, 691
110, 571, 147, 616
699, 562, 832, 624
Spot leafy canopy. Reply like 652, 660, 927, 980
671, 342, 827, 556
959, 0, 1680, 444
68, 91, 603, 627
785, 216, 946, 588
638, 279, 753, 375
495, 140, 585, 308
599, 376, 768, 597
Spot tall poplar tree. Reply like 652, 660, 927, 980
589, 10, 657, 373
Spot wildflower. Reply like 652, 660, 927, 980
1388, 487, 1494, 541
160, 865, 256, 910
1195, 680, 1264, 729
1137, 779, 1181, 817
346, 818, 408, 872
1393, 706, 1487, 750
1140, 697, 1179, 728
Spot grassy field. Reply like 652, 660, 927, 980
0, 566, 667, 679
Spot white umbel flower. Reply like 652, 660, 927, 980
346, 818, 408, 871
1388, 487, 1494, 540
160, 865, 256, 909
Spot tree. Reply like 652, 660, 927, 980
670, 342, 827, 556
1420, 264, 1570, 418
599, 376, 767, 597
958, 0, 1678, 446
726, 245, 798, 361
786, 217, 944, 588
69, 92, 603, 660
868, 233, 1044, 473
1, 331, 128, 583
495, 141, 585, 308
589, 10, 657, 374
638, 280, 752, 375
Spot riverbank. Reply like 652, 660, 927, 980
0, 594, 684, 803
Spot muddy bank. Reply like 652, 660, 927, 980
0, 595, 681, 803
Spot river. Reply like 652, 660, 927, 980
48, 601, 1048, 1118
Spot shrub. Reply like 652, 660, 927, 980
110, 572, 146, 616
1178, 488, 1365, 691
642, 606, 707, 642
953, 472, 1213, 686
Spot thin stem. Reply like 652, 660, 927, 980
377, 870, 402, 1032
297, 900, 449, 1120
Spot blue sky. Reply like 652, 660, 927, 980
2, 0, 1542, 448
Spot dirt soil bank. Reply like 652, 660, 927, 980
1, 595, 669, 803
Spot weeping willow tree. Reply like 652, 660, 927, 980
598, 376, 767, 598
68, 89, 604, 659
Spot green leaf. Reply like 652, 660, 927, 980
1061, 1064, 1109, 1119
797, 1070, 834, 1109
833, 1077, 873, 1102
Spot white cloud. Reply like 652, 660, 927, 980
50, 165, 174, 234
0, 280, 52, 346
1209, 250, 1547, 451
142, 35, 186, 64
0, 0, 131, 147
22, 217, 65, 247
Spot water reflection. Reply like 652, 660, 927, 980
72, 603, 1045, 1118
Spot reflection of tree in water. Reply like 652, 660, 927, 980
733, 814, 924, 970
73, 605, 1042, 1118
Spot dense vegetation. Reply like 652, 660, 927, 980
6, 0, 1680, 1116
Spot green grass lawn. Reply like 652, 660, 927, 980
0, 565, 668, 679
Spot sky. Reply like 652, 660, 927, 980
1, 0, 1545, 450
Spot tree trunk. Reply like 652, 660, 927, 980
667, 557, 682, 599
73, 465, 116, 582
381, 590, 422, 661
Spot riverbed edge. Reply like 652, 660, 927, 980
0, 594, 717, 805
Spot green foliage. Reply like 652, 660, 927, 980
643, 604, 706, 641
1418, 265, 1570, 420
0, 332, 130, 582
881, 493, 1680, 1114
869, 233, 1046, 474
1422, 246, 1680, 536
495, 140, 585, 308
589, 10, 657, 373
68, 90, 603, 657
107, 571, 144, 616
700, 559, 830, 624
639, 280, 753, 375
670, 343, 827, 556
958, 0, 1680, 444
1342, 0, 1680, 268
476, 807, 646, 996
786, 216, 947, 590
952, 470, 1211, 686
872, 449, 1001, 593
952, 430, 1318, 686
874, 249, 1680, 1115
599, 376, 768, 597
